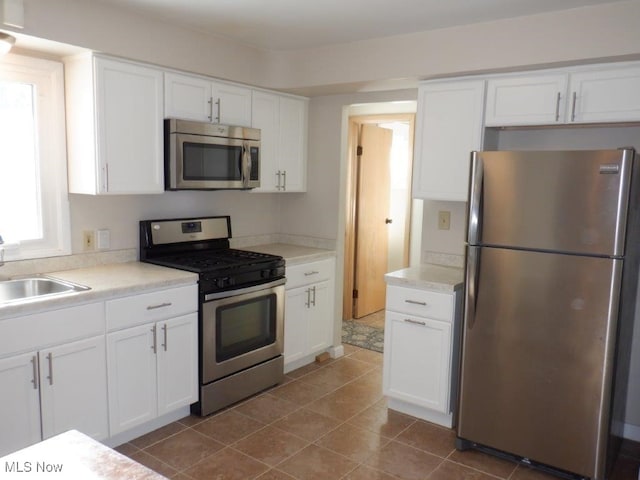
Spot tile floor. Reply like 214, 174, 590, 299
117, 344, 640, 480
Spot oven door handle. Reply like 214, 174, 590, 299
204, 278, 286, 302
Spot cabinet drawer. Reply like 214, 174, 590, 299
286, 258, 335, 289
106, 284, 197, 331
0, 302, 105, 358
386, 285, 453, 322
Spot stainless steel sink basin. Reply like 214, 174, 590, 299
0, 276, 90, 305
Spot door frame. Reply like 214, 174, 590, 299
343, 113, 415, 321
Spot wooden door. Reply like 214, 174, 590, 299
354, 124, 392, 318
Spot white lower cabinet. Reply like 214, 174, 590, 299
107, 313, 198, 436
383, 285, 461, 428
284, 258, 335, 371
0, 302, 108, 457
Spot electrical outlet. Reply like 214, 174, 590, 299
83, 230, 95, 251
438, 211, 451, 230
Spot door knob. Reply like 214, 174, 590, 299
385, 218, 393, 224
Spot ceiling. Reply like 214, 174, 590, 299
87, 0, 622, 51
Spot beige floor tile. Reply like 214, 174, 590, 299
114, 442, 140, 457
234, 393, 301, 424
365, 440, 443, 480
278, 444, 358, 480
349, 348, 384, 365
395, 420, 456, 458
177, 414, 208, 428
348, 402, 416, 438
130, 450, 179, 478
193, 410, 265, 445
306, 386, 372, 421
342, 343, 362, 355
315, 422, 390, 463
272, 407, 342, 442
233, 425, 309, 467
184, 447, 269, 480
285, 362, 322, 379
448, 448, 517, 479
256, 469, 298, 480
130, 421, 187, 449
343, 464, 400, 480
429, 460, 498, 479
144, 429, 225, 471
269, 379, 336, 406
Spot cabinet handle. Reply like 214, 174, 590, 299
162, 323, 168, 352
215, 98, 221, 123
304, 271, 319, 277
151, 325, 157, 354
276, 170, 282, 191
555, 92, 561, 122
305, 287, 311, 308
404, 318, 426, 326
31, 356, 39, 390
207, 97, 213, 121
104, 164, 110, 192
405, 299, 427, 306
571, 91, 577, 122
147, 302, 172, 310
282, 170, 287, 191
311, 286, 316, 307
46, 353, 53, 386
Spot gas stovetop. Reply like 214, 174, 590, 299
139, 216, 285, 294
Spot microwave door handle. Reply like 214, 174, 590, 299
242, 143, 251, 188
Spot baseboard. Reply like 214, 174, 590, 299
329, 344, 344, 358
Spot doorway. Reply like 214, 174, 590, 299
342, 113, 415, 331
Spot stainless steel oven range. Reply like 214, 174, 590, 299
139, 216, 285, 416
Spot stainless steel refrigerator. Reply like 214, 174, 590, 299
457, 148, 640, 480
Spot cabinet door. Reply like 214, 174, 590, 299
412, 80, 485, 201
213, 82, 252, 126
0, 352, 41, 456
383, 311, 452, 414
95, 57, 164, 194
485, 74, 568, 126
164, 72, 213, 122
307, 281, 332, 353
107, 324, 157, 435
284, 285, 309, 365
157, 314, 198, 415
251, 91, 280, 192
39, 336, 109, 441
568, 65, 640, 123
278, 96, 307, 192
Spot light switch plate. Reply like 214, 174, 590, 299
438, 211, 451, 230
96, 229, 110, 250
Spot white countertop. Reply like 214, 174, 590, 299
385, 264, 464, 293
244, 243, 335, 266
0, 262, 198, 319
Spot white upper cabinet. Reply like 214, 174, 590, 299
485, 74, 568, 126
569, 65, 640, 123
252, 90, 308, 192
412, 79, 485, 201
65, 54, 164, 194
164, 72, 252, 126
485, 63, 640, 126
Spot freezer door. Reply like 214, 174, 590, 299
467, 149, 635, 256
458, 246, 622, 479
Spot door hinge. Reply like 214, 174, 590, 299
356, 145, 363, 156
352, 289, 358, 299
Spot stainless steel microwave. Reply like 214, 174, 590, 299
165, 119, 260, 190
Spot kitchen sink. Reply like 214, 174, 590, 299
0, 276, 90, 305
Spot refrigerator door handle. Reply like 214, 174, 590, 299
467, 152, 483, 245
465, 246, 481, 330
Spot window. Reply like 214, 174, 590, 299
0, 53, 70, 260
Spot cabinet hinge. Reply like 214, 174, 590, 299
356, 145, 363, 156
352, 289, 358, 299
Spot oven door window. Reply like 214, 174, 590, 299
183, 142, 243, 181
216, 292, 277, 363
